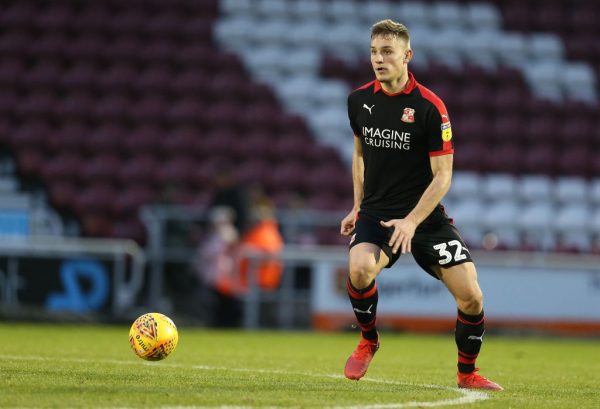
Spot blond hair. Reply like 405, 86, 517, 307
371, 19, 410, 43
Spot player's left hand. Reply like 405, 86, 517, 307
380, 218, 417, 254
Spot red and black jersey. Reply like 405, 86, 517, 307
347, 72, 454, 223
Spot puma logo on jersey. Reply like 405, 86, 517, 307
353, 304, 373, 315
363, 104, 374, 115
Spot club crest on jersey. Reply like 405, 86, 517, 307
401, 107, 415, 123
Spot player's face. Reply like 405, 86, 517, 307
370, 35, 411, 83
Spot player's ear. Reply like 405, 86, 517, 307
404, 49, 413, 63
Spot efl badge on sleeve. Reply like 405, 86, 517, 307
441, 122, 452, 141
401, 107, 415, 123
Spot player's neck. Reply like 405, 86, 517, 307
380, 71, 410, 94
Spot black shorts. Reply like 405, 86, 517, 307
349, 211, 473, 279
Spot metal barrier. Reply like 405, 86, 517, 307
140, 204, 600, 334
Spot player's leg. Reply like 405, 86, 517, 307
431, 261, 485, 371
431, 262, 503, 390
344, 242, 389, 380
348, 242, 389, 338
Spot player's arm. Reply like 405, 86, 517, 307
341, 136, 363, 236
381, 154, 452, 254
406, 153, 452, 226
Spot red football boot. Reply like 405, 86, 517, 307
457, 368, 503, 391
344, 336, 379, 380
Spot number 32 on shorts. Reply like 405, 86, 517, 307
433, 240, 467, 265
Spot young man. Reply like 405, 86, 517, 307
340, 19, 503, 391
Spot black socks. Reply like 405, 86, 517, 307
455, 309, 485, 373
347, 278, 379, 340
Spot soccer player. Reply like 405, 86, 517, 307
340, 19, 503, 391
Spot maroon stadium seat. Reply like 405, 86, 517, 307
48, 180, 78, 211
93, 94, 132, 123
118, 154, 161, 187
84, 124, 127, 156
47, 122, 89, 154
34, 4, 73, 31
14, 92, 57, 120
0, 3, 36, 30
69, 5, 111, 33
557, 147, 591, 177
80, 154, 123, 185
129, 96, 169, 124
16, 148, 46, 176
41, 153, 86, 185
55, 93, 94, 122
157, 156, 196, 186
133, 66, 172, 95
60, 63, 99, 91
106, 12, 147, 36
0, 59, 24, 87
264, 161, 307, 194
522, 145, 558, 175
112, 185, 156, 218
27, 32, 68, 60
96, 63, 137, 92
10, 121, 50, 152
121, 125, 164, 156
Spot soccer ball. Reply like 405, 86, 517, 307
128, 312, 179, 361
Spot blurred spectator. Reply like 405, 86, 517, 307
238, 194, 284, 291
210, 164, 249, 234
195, 206, 241, 327
194, 192, 285, 327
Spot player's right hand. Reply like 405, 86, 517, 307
340, 209, 358, 236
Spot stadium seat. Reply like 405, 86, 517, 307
55, 93, 94, 122
361, 2, 394, 24
80, 154, 123, 185
481, 174, 518, 200
517, 201, 555, 249
83, 124, 126, 156
517, 175, 553, 203
449, 172, 482, 202
118, 154, 161, 187
553, 177, 588, 203
464, 3, 502, 30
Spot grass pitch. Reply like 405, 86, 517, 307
0, 323, 598, 408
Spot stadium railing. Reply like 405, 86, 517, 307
142, 204, 600, 335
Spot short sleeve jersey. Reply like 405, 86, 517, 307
347, 72, 454, 223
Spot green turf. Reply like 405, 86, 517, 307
0, 323, 598, 408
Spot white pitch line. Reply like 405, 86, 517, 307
0, 355, 488, 409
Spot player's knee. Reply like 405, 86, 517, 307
348, 262, 378, 289
458, 291, 483, 315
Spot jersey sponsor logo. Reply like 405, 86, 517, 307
362, 104, 375, 114
401, 107, 415, 123
362, 126, 411, 150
